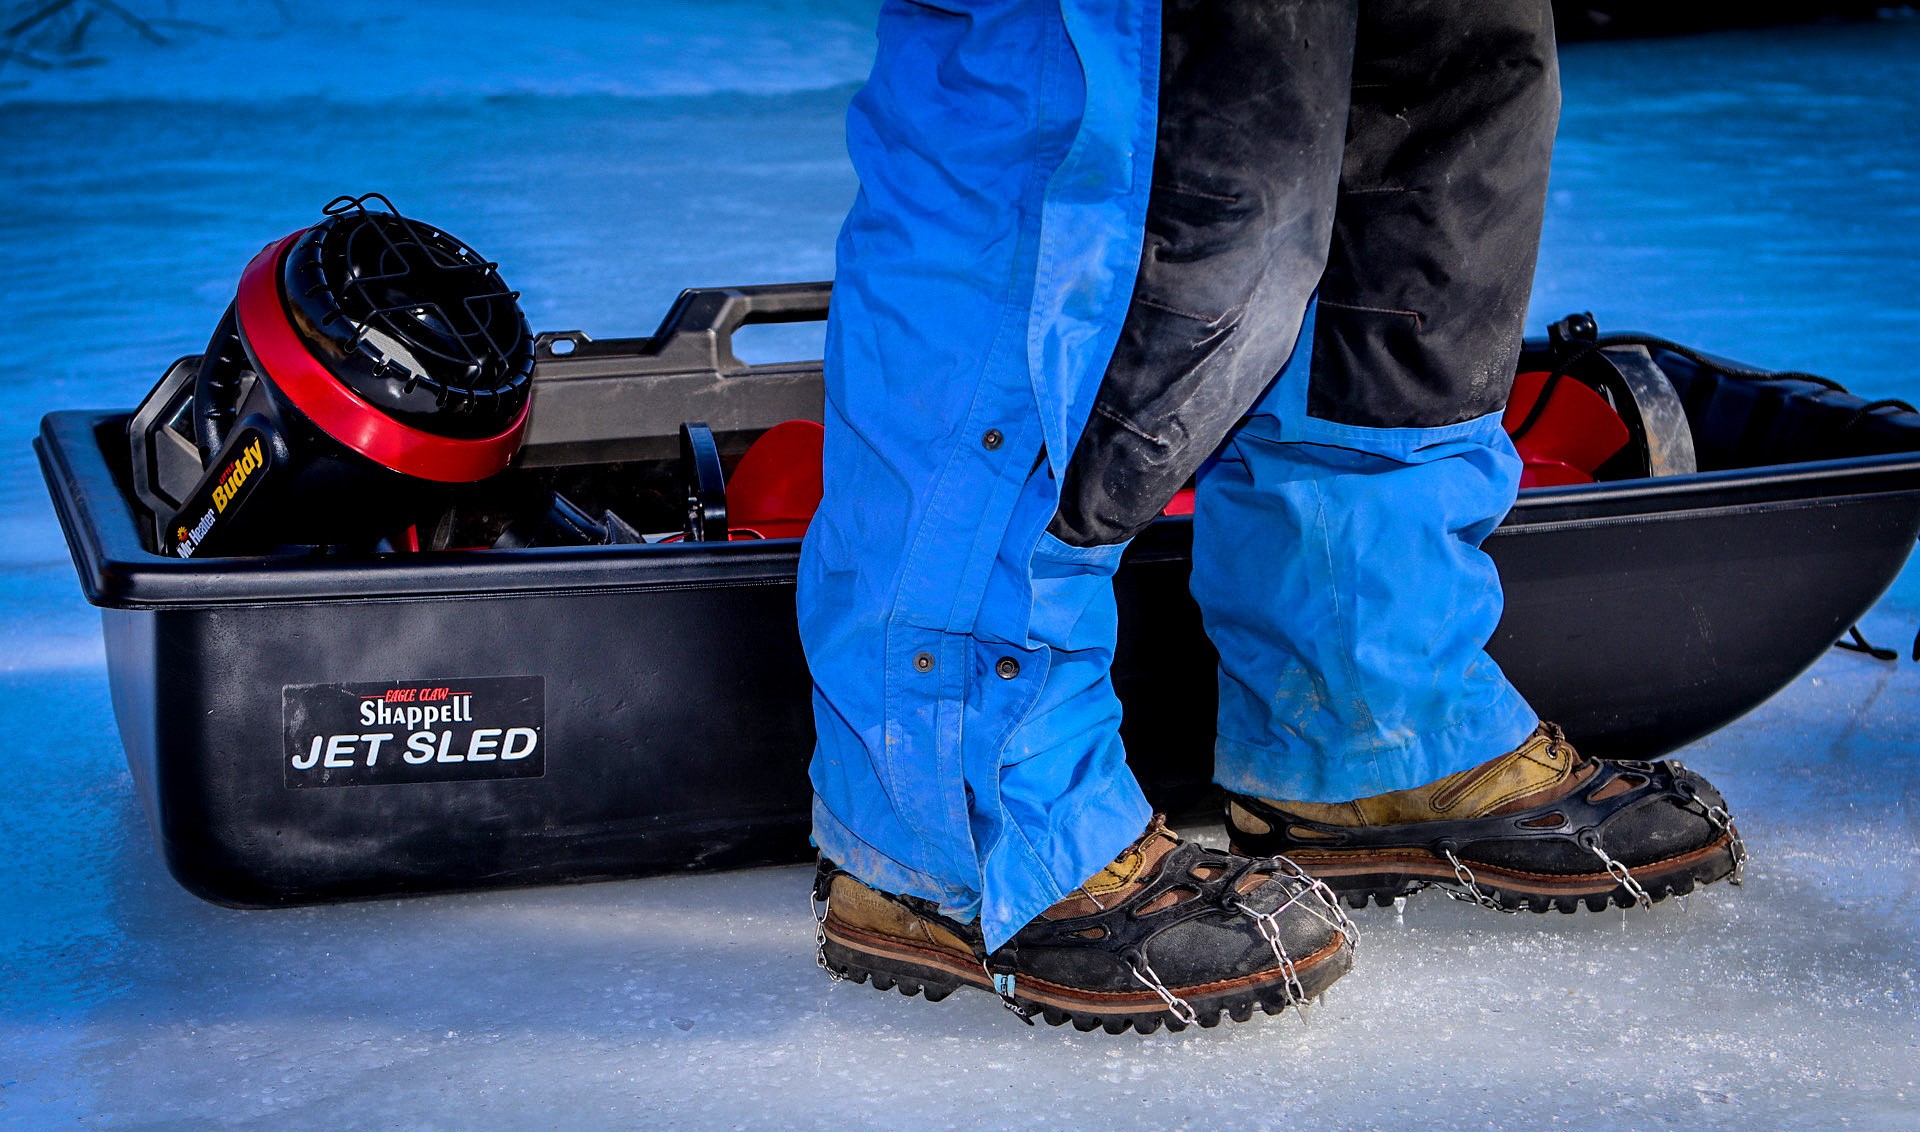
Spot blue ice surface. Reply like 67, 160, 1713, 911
1, 4, 1917, 1128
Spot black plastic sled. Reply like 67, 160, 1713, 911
37, 281, 1920, 906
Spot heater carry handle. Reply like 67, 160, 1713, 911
192, 303, 253, 459
637, 282, 832, 374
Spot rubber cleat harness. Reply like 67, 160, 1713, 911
1227, 726, 1746, 915
812, 821, 1358, 1034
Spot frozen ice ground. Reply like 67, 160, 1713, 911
2, 4, 1918, 1128
3, 646, 1917, 1130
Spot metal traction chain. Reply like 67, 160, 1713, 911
1229, 896, 1309, 1016
1673, 767, 1749, 886
1439, 846, 1521, 914
1689, 794, 1748, 886
1231, 854, 1362, 1022
1127, 954, 1199, 1027
1579, 832, 1653, 911
1703, 803, 1747, 885
1267, 854, 1362, 945
809, 890, 844, 982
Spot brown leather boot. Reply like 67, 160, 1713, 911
1224, 723, 1746, 913
813, 817, 1357, 1033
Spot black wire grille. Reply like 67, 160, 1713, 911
313, 192, 530, 409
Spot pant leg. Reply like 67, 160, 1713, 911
803, 0, 1163, 951
1197, 305, 1542, 804
1309, 0, 1561, 428
1049, 0, 1359, 548
1201, 0, 1560, 802
1048, 0, 1558, 797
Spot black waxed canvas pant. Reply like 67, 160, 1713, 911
1050, 0, 1560, 546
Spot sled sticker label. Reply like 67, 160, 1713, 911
282, 676, 545, 788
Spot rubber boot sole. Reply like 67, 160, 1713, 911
819, 914, 1352, 1034
1229, 832, 1740, 913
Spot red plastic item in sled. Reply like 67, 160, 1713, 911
1503, 370, 1631, 488
728, 419, 826, 539
735, 420, 1201, 532
732, 376, 1628, 531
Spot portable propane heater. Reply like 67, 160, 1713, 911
129, 194, 535, 557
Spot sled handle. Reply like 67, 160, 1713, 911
643, 282, 833, 373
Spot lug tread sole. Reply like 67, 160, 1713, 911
820, 917, 1351, 1035
1231, 833, 1739, 913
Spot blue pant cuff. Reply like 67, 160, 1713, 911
810, 796, 983, 923
978, 775, 1153, 952
1213, 686, 1540, 804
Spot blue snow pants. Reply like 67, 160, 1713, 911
799, 0, 1559, 951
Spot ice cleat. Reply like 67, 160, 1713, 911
812, 817, 1357, 1034
1225, 723, 1746, 914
